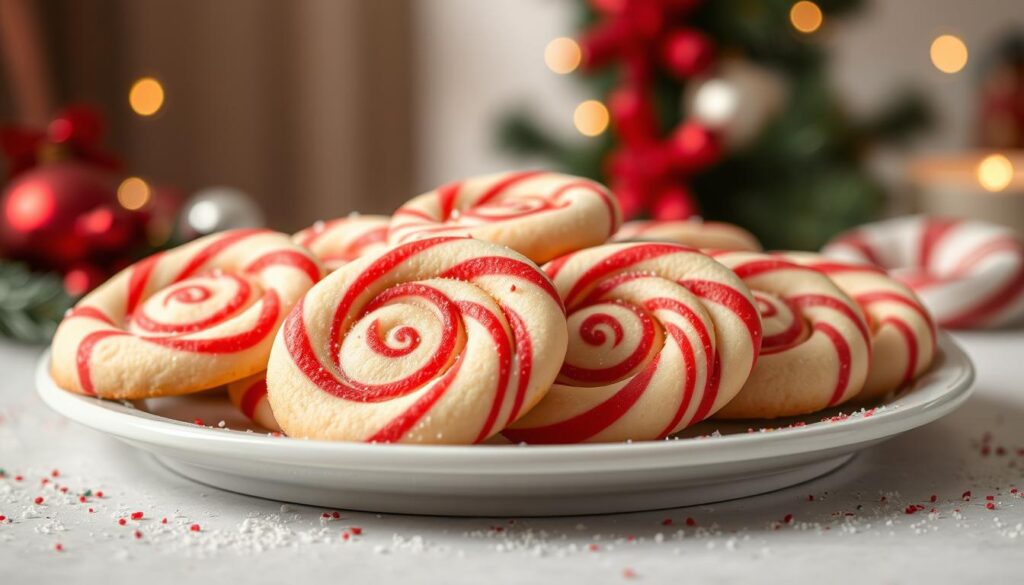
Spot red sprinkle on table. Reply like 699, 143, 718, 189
351, 527, 363, 535
161, 517, 168, 524
807, 495, 815, 501
904, 505, 925, 515
986, 502, 996, 510
930, 494, 937, 503
88, 508, 94, 513
51, 469, 60, 477
96, 491, 104, 498
588, 544, 599, 552
190, 524, 201, 532
78, 496, 86, 503
685, 517, 696, 527
134, 530, 143, 539
783, 514, 794, 524
661, 518, 673, 526
54, 543, 63, 552
962, 491, 972, 501
623, 568, 638, 579
332, 511, 340, 519
0, 515, 6, 522
33, 497, 43, 505
986, 495, 994, 501
14, 475, 22, 481
131, 511, 144, 520
194, 419, 204, 426
118, 518, 126, 526
341, 532, 350, 541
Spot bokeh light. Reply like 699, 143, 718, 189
977, 154, 1014, 192
117, 177, 152, 210
573, 100, 610, 137
129, 77, 165, 116
790, 1, 823, 34
930, 35, 968, 74
545, 37, 582, 74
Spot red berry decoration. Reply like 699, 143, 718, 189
577, 0, 719, 219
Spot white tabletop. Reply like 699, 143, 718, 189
2, 332, 1022, 584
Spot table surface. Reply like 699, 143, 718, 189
2, 332, 1022, 584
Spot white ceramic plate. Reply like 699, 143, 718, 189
36, 333, 974, 516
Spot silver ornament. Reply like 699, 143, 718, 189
685, 58, 788, 150
179, 186, 265, 238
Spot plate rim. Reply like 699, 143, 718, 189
35, 332, 975, 474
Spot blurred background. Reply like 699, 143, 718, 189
1, 0, 1023, 339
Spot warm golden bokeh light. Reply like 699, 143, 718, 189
790, 1, 823, 34
545, 37, 582, 75
129, 77, 165, 116
573, 100, 610, 137
930, 35, 968, 74
977, 154, 1014, 192
117, 177, 152, 210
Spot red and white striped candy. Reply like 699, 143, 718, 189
265, 236, 568, 444
613, 219, 762, 252
823, 216, 1024, 329
292, 214, 390, 271
227, 373, 281, 432
712, 251, 871, 419
50, 229, 323, 399
389, 171, 621, 264
503, 243, 762, 443
782, 252, 936, 401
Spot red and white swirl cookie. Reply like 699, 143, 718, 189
388, 171, 621, 264
292, 214, 390, 271
711, 251, 871, 419
503, 243, 762, 443
265, 236, 568, 444
781, 252, 936, 401
227, 373, 281, 432
613, 219, 762, 251
823, 216, 1024, 329
51, 229, 323, 399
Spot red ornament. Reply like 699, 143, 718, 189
0, 162, 124, 270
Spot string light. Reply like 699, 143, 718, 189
117, 177, 151, 210
790, 1, 823, 34
573, 100, 610, 137
977, 154, 1014, 192
545, 37, 582, 74
129, 77, 165, 116
930, 35, 968, 74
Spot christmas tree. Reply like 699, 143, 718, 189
500, 0, 928, 250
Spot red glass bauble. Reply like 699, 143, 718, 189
0, 162, 120, 269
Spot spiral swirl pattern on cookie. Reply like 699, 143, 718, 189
504, 243, 762, 443
711, 251, 871, 419
50, 229, 323, 399
389, 171, 621, 264
266, 236, 568, 444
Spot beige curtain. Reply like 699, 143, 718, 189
1, 0, 414, 231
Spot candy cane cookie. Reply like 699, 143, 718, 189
781, 252, 936, 402
711, 251, 871, 419
824, 216, 1024, 329
265, 236, 568, 444
227, 373, 281, 432
613, 219, 762, 252
292, 214, 390, 271
389, 171, 621, 264
503, 243, 762, 443
50, 229, 323, 399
